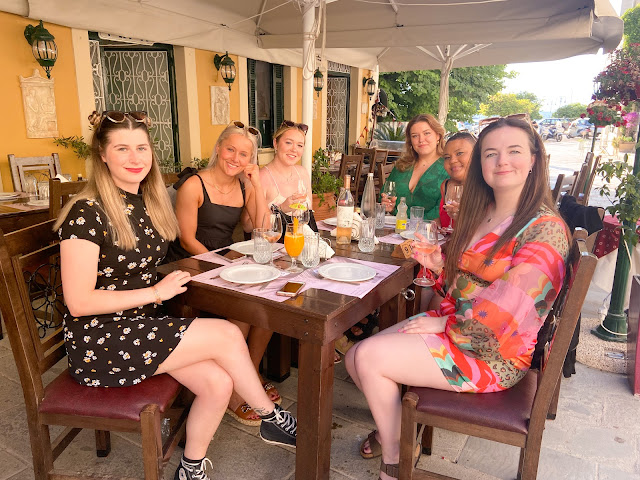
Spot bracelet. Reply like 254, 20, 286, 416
152, 286, 163, 305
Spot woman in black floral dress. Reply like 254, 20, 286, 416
53, 111, 297, 480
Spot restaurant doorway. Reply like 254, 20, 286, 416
326, 71, 350, 153
89, 34, 180, 172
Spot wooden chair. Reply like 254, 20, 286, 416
8, 154, 61, 192
569, 162, 589, 199
0, 219, 190, 480
399, 237, 596, 480
551, 171, 578, 204
577, 155, 601, 205
354, 147, 376, 165
376, 162, 395, 196
338, 154, 364, 204
48, 178, 87, 219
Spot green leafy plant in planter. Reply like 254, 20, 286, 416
311, 148, 343, 209
53, 135, 91, 160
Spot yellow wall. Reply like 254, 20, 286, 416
195, 49, 241, 162
0, 12, 85, 191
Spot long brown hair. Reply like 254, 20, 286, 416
395, 114, 445, 172
444, 117, 557, 281
53, 112, 179, 249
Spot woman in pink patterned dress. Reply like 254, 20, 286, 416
346, 117, 569, 480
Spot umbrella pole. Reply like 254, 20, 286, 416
301, 3, 315, 176
438, 57, 454, 126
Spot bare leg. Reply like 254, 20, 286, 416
167, 360, 233, 459
349, 331, 454, 480
156, 318, 274, 416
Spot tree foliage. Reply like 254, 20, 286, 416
553, 103, 587, 119
622, 5, 640, 48
379, 65, 512, 131
479, 91, 542, 119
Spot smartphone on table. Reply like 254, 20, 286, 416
276, 281, 305, 297
215, 248, 246, 262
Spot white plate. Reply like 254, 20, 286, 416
228, 240, 282, 255
385, 215, 396, 226
219, 264, 281, 284
26, 199, 49, 207
0, 193, 20, 201
317, 263, 376, 283
400, 230, 445, 241
323, 217, 338, 226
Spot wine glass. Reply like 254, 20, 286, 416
284, 223, 304, 273
381, 181, 397, 212
265, 213, 283, 266
442, 184, 463, 233
296, 178, 309, 208
413, 221, 438, 287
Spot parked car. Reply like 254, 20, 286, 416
538, 117, 571, 131
565, 118, 603, 139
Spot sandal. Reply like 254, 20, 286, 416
226, 403, 262, 426
359, 430, 382, 459
335, 335, 355, 355
378, 459, 399, 480
262, 381, 282, 405
334, 350, 342, 364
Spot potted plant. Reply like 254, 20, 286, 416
311, 148, 342, 220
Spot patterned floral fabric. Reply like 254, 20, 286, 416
416, 207, 569, 393
58, 191, 193, 387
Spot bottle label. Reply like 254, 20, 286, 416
337, 206, 354, 227
396, 219, 407, 231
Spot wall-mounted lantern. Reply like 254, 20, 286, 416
24, 20, 57, 79
214, 51, 236, 90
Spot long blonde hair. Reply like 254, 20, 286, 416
395, 114, 445, 172
444, 117, 559, 282
206, 123, 261, 169
53, 112, 179, 250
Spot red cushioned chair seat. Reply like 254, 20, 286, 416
408, 370, 538, 436
40, 370, 181, 421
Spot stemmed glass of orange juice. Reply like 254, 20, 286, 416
413, 221, 438, 287
284, 221, 305, 273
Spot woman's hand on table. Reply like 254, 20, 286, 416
397, 315, 447, 334
381, 193, 396, 212
154, 270, 191, 302
412, 232, 444, 272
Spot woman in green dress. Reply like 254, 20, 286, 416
381, 114, 449, 220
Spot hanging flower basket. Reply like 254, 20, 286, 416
594, 44, 640, 106
582, 101, 621, 127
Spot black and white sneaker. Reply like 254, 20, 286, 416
259, 404, 297, 447
173, 456, 212, 480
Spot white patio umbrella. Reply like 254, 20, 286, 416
3, 0, 623, 143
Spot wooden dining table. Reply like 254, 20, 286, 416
158, 237, 416, 479
0, 193, 49, 234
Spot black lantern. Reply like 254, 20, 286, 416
363, 76, 376, 98
313, 68, 324, 97
214, 51, 236, 90
24, 20, 57, 79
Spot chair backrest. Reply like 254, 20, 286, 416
376, 162, 395, 191
161, 172, 180, 187
49, 178, 88, 219
532, 238, 596, 421
338, 154, 364, 203
570, 162, 589, 199
0, 219, 65, 409
353, 147, 376, 164
551, 172, 577, 204
8, 154, 61, 192
578, 155, 601, 205
373, 149, 389, 165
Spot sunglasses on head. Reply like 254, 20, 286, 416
280, 120, 309, 135
478, 113, 531, 127
230, 121, 260, 137
102, 111, 150, 126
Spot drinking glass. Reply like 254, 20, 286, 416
252, 229, 272, 264
301, 232, 321, 268
37, 181, 50, 201
265, 213, 283, 266
24, 175, 37, 197
409, 206, 424, 232
375, 203, 386, 229
413, 221, 438, 287
292, 208, 310, 228
358, 217, 376, 253
442, 184, 463, 233
284, 223, 304, 273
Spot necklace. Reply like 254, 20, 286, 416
203, 175, 236, 195
267, 165, 294, 182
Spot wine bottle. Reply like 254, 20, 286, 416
336, 175, 354, 244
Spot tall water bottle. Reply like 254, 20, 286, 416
336, 175, 354, 245
360, 172, 376, 220
395, 197, 408, 233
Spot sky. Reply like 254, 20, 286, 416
502, 0, 624, 115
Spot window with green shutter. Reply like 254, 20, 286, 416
247, 58, 284, 148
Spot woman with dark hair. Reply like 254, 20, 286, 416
380, 114, 449, 220
346, 117, 569, 480
438, 131, 475, 228
54, 112, 296, 480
